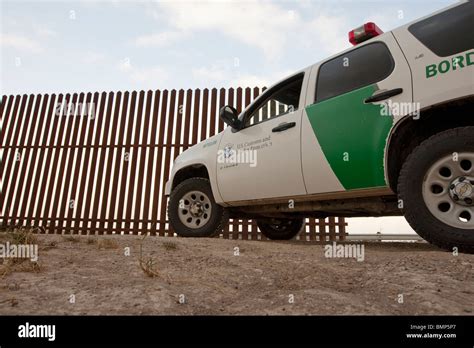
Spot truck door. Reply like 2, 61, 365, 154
216, 72, 308, 203
302, 34, 413, 194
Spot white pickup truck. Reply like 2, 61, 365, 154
166, 1, 474, 253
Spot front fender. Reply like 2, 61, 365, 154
165, 134, 226, 205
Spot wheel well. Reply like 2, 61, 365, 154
172, 164, 210, 190
387, 96, 474, 193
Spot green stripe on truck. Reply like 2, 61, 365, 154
305, 84, 393, 190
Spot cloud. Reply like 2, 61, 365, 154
35, 27, 58, 38
191, 59, 294, 89
147, 0, 353, 62
192, 64, 228, 83
130, 66, 168, 85
82, 51, 106, 64
135, 30, 187, 47
305, 14, 351, 56
116, 59, 169, 89
157, 0, 299, 60
0, 33, 43, 53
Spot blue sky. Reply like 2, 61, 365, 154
1, 0, 453, 95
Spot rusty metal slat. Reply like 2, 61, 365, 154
166, 90, 185, 237
199, 89, 209, 143
240, 218, 247, 240
319, 218, 327, 242
133, 89, 152, 233
236, 88, 243, 114
209, 89, 217, 137
174, 89, 184, 158
191, 89, 201, 145
138, 90, 154, 233
116, 91, 137, 235
328, 217, 336, 241
153, 90, 168, 236
183, 89, 192, 149
244, 88, 252, 107
147, 90, 161, 236
159, 90, 177, 236
125, 91, 145, 234
306, 219, 312, 241
218, 88, 226, 132
250, 219, 258, 240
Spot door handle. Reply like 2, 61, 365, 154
272, 122, 296, 132
364, 88, 403, 103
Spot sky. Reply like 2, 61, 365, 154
0, 0, 457, 235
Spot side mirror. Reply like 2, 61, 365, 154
219, 105, 241, 130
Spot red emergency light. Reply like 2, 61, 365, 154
348, 22, 383, 45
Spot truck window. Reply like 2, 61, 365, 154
408, 1, 474, 57
245, 74, 304, 126
315, 42, 394, 103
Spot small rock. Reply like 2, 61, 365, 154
8, 283, 20, 291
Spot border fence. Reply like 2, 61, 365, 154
0, 87, 347, 241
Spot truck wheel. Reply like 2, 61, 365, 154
257, 218, 304, 240
398, 126, 474, 253
168, 178, 228, 237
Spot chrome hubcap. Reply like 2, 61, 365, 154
178, 190, 212, 229
422, 153, 474, 229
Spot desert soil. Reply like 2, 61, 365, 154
0, 233, 472, 315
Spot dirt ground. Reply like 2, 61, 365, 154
0, 232, 472, 315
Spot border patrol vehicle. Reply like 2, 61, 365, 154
166, 1, 474, 253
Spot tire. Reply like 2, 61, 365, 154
256, 218, 305, 240
398, 126, 474, 253
168, 178, 228, 237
